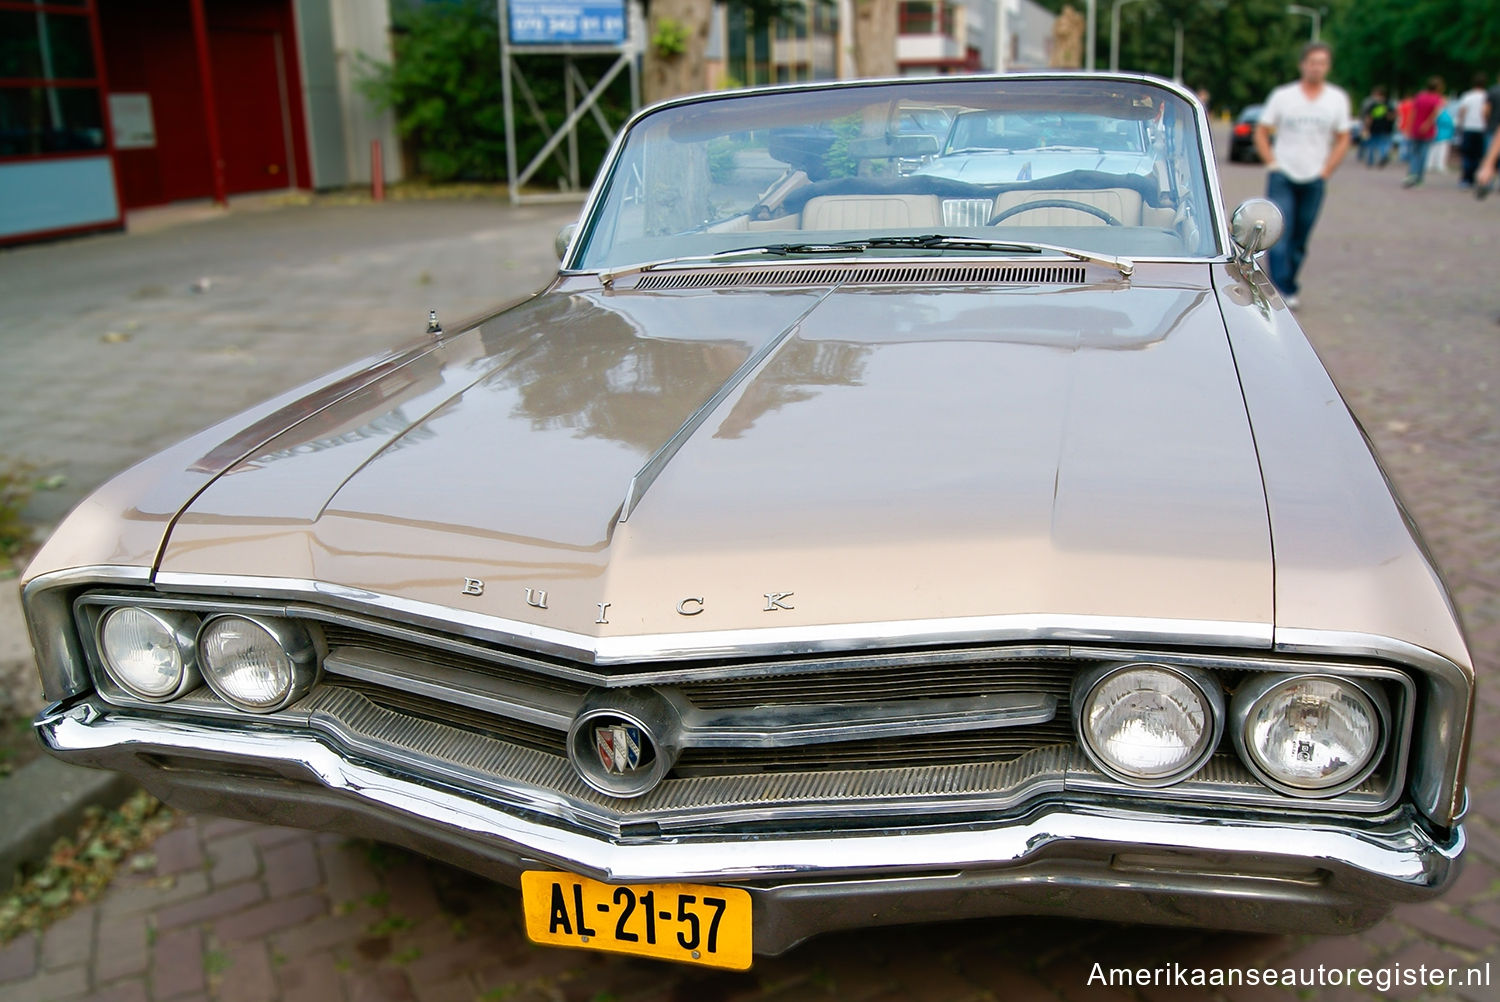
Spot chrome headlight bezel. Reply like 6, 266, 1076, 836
1071, 661, 1224, 788
93, 606, 203, 702
1231, 672, 1391, 798
196, 614, 319, 713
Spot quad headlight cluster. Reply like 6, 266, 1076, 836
95, 607, 318, 713
1072, 663, 1390, 797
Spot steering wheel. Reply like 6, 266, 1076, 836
988, 199, 1123, 227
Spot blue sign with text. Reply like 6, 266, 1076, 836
508, 1, 627, 45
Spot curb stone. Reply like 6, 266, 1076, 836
0, 741, 138, 888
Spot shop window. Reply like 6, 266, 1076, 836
0, 84, 104, 154
0, 10, 96, 80
0, 2, 104, 160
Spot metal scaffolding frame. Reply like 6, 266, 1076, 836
498, 0, 641, 205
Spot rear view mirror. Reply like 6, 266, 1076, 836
555, 222, 578, 262
1229, 198, 1284, 264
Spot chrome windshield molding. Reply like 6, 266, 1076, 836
560, 73, 1229, 272
1274, 627, 1473, 829
598, 250, 1133, 289
150, 571, 1274, 666
36, 705, 1458, 893
23, 565, 154, 702
564, 256, 1230, 283
618, 290, 833, 523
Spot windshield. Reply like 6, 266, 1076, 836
573, 76, 1220, 270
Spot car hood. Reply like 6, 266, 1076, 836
913, 151, 1156, 183
157, 272, 1274, 659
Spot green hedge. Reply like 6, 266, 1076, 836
364, 0, 633, 185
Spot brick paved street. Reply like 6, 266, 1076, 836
1, 145, 1497, 1001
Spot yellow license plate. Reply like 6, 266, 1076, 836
521, 871, 752, 970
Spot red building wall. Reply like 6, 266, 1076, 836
98, 0, 310, 208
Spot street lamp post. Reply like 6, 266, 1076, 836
1172, 20, 1184, 82
1109, 0, 1147, 73
1286, 4, 1321, 42
1086, 0, 1097, 70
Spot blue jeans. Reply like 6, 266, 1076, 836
1460, 130, 1487, 184
1406, 138, 1432, 182
1361, 132, 1393, 165
1265, 171, 1325, 298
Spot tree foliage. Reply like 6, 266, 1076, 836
1326, 0, 1500, 96
1032, 0, 1499, 111
365, 0, 630, 184
1032, 0, 1304, 111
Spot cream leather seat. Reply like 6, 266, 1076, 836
801, 194, 942, 231
991, 187, 1144, 226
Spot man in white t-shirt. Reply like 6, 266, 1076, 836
1252, 42, 1353, 309
1454, 73, 1491, 187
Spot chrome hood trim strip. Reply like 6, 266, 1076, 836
150, 570, 1273, 664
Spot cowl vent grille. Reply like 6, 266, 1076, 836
630, 263, 1087, 290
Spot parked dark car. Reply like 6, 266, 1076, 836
1228, 104, 1262, 162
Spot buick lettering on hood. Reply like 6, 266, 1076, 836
23, 74, 1472, 970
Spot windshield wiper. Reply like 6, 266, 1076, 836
849, 234, 1134, 277
597, 233, 1132, 286
598, 243, 857, 286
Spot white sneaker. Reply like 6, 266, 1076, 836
1284, 294, 1301, 310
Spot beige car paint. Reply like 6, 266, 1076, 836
150, 267, 1275, 647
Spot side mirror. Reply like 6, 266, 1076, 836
1229, 198, 1284, 264
555, 222, 578, 263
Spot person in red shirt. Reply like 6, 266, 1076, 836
1397, 94, 1415, 165
1404, 77, 1446, 187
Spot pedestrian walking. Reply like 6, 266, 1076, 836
1252, 41, 1353, 309
1427, 98, 1454, 175
1477, 126, 1499, 197
1359, 85, 1396, 166
1397, 92, 1415, 164
1455, 72, 1490, 186
1403, 77, 1445, 187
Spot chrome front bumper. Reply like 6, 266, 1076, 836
37, 701, 1464, 954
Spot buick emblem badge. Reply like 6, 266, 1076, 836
595, 722, 643, 775
568, 697, 677, 799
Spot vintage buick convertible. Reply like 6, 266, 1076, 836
24, 75, 1472, 969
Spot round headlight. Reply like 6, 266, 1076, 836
1074, 663, 1223, 786
1233, 674, 1386, 796
198, 615, 317, 712
96, 607, 201, 701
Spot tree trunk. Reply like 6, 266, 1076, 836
642, 0, 712, 105
851, 0, 898, 79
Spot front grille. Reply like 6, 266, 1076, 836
674, 721, 1075, 776
680, 661, 1078, 708
328, 677, 566, 756
76, 591, 1414, 828
318, 624, 588, 697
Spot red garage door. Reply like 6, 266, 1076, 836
209, 26, 295, 193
